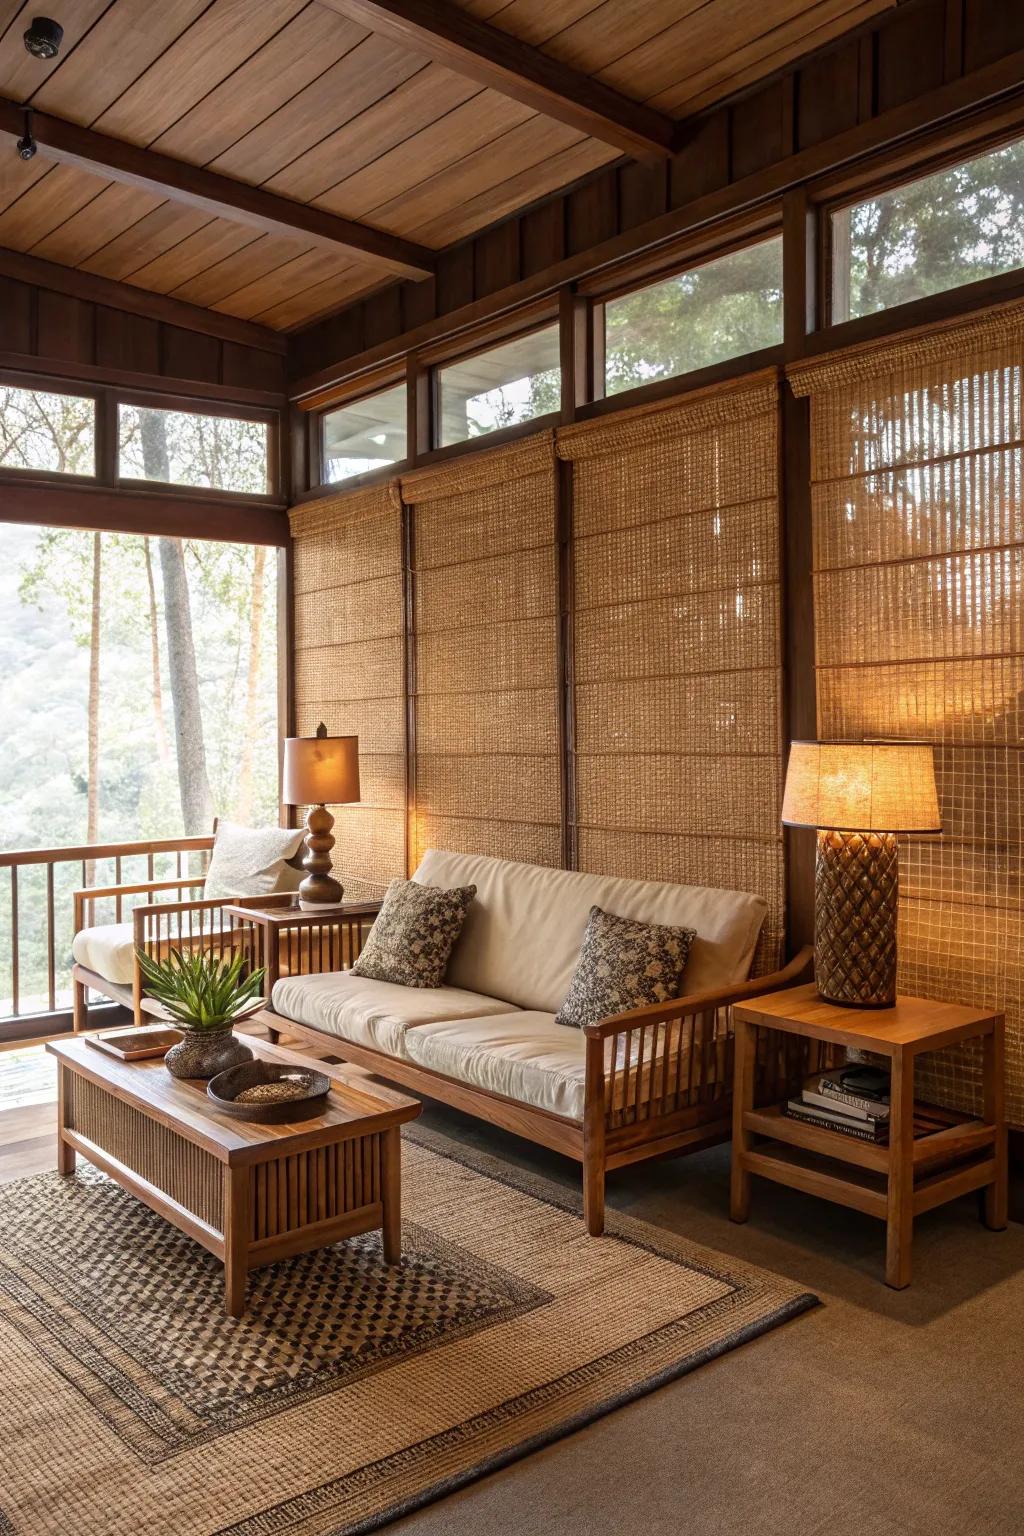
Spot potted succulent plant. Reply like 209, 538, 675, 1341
136, 947, 266, 1080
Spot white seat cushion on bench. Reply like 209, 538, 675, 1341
406, 1011, 730, 1123
414, 849, 767, 1014
271, 971, 519, 1060
71, 923, 135, 986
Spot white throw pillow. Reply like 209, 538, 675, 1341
203, 821, 305, 900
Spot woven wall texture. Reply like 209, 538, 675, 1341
290, 485, 407, 901
557, 376, 785, 969
791, 300, 1024, 1124
402, 435, 562, 869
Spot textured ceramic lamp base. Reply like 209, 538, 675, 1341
815, 829, 899, 1008
299, 804, 344, 905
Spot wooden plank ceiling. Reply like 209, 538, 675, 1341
0, 0, 896, 332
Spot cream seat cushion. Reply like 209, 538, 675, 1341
405, 1011, 589, 1118
414, 849, 767, 1013
406, 1012, 728, 1122
271, 971, 520, 1060
71, 923, 135, 986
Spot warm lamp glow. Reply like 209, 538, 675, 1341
283, 729, 360, 807
781, 741, 940, 833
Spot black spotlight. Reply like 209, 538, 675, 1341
23, 16, 63, 60
16, 109, 36, 161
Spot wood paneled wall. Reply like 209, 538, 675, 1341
289, 0, 1022, 390
0, 269, 285, 398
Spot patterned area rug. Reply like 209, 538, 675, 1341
0, 1125, 816, 1535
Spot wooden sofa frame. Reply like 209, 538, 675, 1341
71, 876, 297, 1028
256, 944, 815, 1237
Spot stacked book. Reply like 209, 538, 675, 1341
785, 1064, 891, 1143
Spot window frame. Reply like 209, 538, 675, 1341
428, 311, 562, 452
315, 373, 410, 492
588, 226, 787, 409
114, 389, 280, 504
0, 372, 101, 486
815, 115, 1024, 330
0, 370, 284, 506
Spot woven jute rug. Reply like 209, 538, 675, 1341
0, 1125, 816, 1536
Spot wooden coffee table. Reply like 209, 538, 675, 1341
46, 1036, 421, 1317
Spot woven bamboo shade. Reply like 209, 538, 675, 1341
557, 373, 785, 968
790, 298, 1024, 1125
289, 485, 406, 900
401, 434, 562, 870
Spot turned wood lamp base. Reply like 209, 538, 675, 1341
299, 803, 344, 906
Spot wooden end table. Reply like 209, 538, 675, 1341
224, 898, 380, 1026
47, 1035, 420, 1317
730, 984, 1007, 1289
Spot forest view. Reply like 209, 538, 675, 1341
0, 394, 278, 1016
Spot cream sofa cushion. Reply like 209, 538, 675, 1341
271, 971, 519, 1060
72, 923, 135, 985
413, 850, 767, 1014
406, 1011, 729, 1122
203, 821, 305, 900
406, 1011, 589, 1118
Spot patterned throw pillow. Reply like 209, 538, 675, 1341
555, 906, 697, 1031
351, 879, 477, 989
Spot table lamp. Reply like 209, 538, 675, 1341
282, 724, 360, 908
781, 741, 941, 1008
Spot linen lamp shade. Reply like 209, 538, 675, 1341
782, 741, 940, 1008
282, 726, 360, 906
782, 742, 941, 833
283, 731, 360, 808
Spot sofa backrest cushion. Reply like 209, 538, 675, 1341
413, 849, 768, 1014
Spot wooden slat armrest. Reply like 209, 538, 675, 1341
74, 876, 208, 932
75, 876, 206, 907
581, 946, 814, 1040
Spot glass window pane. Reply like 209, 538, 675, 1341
604, 238, 783, 397
0, 522, 280, 1015
438, 326, 560, 446
833, 136, 1024, 321
322, 383, 407, 484
118, 404, 269, 495
0, 385, 95, 475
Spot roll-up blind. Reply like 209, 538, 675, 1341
289, 485, 406, 900
401, 433, 562, 869
556, 375, 785, 968
790, 302, 1024, 1124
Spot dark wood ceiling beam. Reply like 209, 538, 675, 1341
323, 0, 675, 159
0, 98, 435, 279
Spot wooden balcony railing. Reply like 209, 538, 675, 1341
0, 835, 213, 1043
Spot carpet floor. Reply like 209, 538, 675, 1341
0, 1121, 814, 1536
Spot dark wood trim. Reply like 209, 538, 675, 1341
419, 409, 560, 467
0, 478, 289, 545
574, 346, 785, 424
319, 0, 674, 159
555, 456, 576, 871
290, 458, 411, 505
290, 57, 1024, 399
401, 495, 417, 879
0, 246, 285, 354
0, 100, 433, 280
0, 349, 283, 408
779, 385, 816, 958
558, 286, 588, 424
809, 257, 1024, 354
